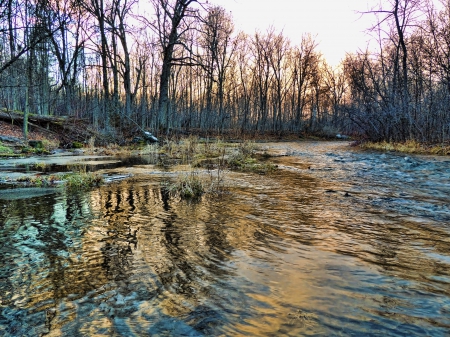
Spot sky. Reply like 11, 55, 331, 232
213, 0, 376, 67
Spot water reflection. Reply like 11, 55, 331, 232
0, 142, 450, 336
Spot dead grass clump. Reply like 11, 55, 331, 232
161, 171, 205, 199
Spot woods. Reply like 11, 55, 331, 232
0, 0, 449, 143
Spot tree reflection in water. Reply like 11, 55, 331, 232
1, 143, 450, 336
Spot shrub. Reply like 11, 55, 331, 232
28, 140, 43, 149
238, 140, 257, 157
180, 135, 199, 158
72, 141, 84, 149
41, 139, 59, 151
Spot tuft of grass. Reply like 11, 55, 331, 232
34, 162, 49, 170
158, 137, 230, 162
68, 163, 88, 173
160, 139, 177, 157
41, 139, 59, 151
88, 136, 96, 149
161, 171, 205, 199
191, 139, 277, 174
227, 155, 278, 174
395, 140, 423, 153
16, 174, 62, 187
14, 171, 103, 189
362, 141, 396, 152
63, 172, 104, 190
139, 143, 159, 156
180, 135, 199, 161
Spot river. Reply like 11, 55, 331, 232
0, 141, 449, 336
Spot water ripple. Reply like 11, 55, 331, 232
1, 142, 449, 336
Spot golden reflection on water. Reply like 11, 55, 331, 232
1, 142, 450, 336
85, 176, 333, 335
81, 171, 368, 335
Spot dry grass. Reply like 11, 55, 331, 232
361, 140, 450, 155
428, 144, 450, 155
161, 171, 205, 199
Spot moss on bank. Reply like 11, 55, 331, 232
0, 141, 14, 156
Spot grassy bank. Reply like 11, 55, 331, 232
360, 140, 450, 155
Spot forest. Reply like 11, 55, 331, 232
0, 0, 449, 144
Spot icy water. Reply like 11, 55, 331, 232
0, 141, 449, 336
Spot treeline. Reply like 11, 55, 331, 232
0, 0, 449, 143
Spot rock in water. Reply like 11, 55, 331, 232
143, 131, 158, 143
336, 134, 350, 140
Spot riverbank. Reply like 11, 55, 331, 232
359, 139, 450, 155
4, 114, 450, 155
0, 136, 278, 191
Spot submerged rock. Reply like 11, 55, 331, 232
0, 187, 59, 200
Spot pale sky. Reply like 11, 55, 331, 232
213, 0, 376, 67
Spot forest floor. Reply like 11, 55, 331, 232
0, 120, 60, 143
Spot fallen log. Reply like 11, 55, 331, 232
0, 110, 97, 145
0, 135, 25, 144
0, 110, 68, 124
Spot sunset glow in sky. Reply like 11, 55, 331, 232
214, 0, 375, 66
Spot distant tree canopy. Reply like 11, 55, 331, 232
0, 0, 449, 142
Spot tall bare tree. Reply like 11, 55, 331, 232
148, 0, 200, 132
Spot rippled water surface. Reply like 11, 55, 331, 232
1, 141, 449, 336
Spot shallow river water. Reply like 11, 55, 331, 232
0, 141, 449, 336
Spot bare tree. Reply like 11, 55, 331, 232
290, 34, 318, 132
200, 5, 236, 131
80, 0, 111, 126
322, 62, 348, 130
47, 0, 86, 116
148, 0, 201, 132
366, 0, 423, 139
